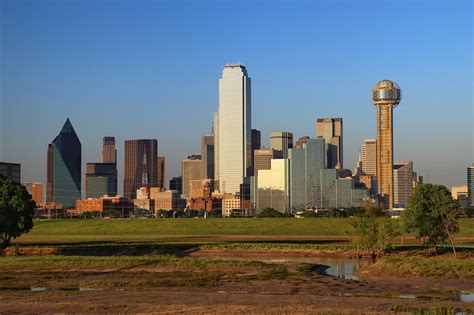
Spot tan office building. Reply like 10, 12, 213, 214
270, 132, 293, 159
253, 149, 282, 176
361, 139, 377, 176
24, 182, 44, 206
316, 118, 343, 169
294, 136, 310, 149
101, 137, 117, 163
182, 155, 202, 198
150, 188, 182, 211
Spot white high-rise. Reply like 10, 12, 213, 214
215, 64, 251, 194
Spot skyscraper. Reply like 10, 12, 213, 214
123, 139, 158, 199
253, 149, 282, 176
169, 176, 183, 194
294, 136, 310, 149
46, 118, 81, 208
201, 135, 214, 180
216, 64, 251, 194
250, 128, 261, 176
0, 162, 21, 183
85, 163, 117, 198
468, 164, 474, 207
270, 132, 293, 159
251, 139, 367, 214
372, 80, 402, 209
182, 155, 202, 198
101, 137, 116, 163
393, 161, 413, 208
23, 182, 43, 206
158, 156, 166, 188
361, 139, 377, 176
316, 118, 343, 169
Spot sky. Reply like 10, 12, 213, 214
1, 0, 472, 193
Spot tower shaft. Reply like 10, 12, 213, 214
376, 104, 394, 209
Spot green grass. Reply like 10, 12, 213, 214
19, 218, 355, 241
16, 218, 474, 244
374, 257, 474, 280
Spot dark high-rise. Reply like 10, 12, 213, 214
124, 139, 158, 199
169, 176, 183, 194
250, 129, 261, 176
158, 156, 166, 188
201, 135, 214, 179
85, 163, 117, 198
46, 119, 81, 208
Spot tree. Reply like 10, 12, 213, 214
363, 200, 385, 217
401, 183, 460, 256
351, 216, 401, 262
257, 208, 293, 218
0, 176, 35, 249
351, 216, 379, 262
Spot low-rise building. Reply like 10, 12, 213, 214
75, 196, 133, 216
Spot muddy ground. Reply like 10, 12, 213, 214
0, 247, 473, 314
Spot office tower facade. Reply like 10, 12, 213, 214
216, 64, 251, 193
361, 139, 377, 176
169, 176, 183, 194
270, 132, 293, 159
85, 163, 117, 199
23, 182, 44, 206
46, 119, 81, 209
316, 118, 343, 169
295, 136, 310, 149
372, 80, 402, 209
287, 139, 367, 212
157, 156, 165, 188
123, 139, 158, 200
0, 162, 21, 183
256, 159, 289, 213
393, 161, 413, 208
201, 135, 214, 179
182, 155, 202, 198
253, 149, 282, 176
101, 137, 117, 163
451, 186, 468, 200
468, 164, 474, 207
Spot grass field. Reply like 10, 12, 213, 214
15, 218, 474, 244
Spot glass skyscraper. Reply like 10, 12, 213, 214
46, 118, 81, 209
288, 138, 367, 212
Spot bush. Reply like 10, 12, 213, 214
257, 208, 293, 218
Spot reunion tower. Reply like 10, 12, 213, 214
371, 80, 402, 209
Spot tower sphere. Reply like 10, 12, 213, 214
371, 80, 401, 108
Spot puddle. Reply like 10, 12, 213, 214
459, 291, 474, 302
31, 287, 101, 292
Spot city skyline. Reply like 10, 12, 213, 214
1, 0, 472, 190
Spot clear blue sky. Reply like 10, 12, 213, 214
1, 0, 472, 192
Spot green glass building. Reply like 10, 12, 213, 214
46, 119, 81, 209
